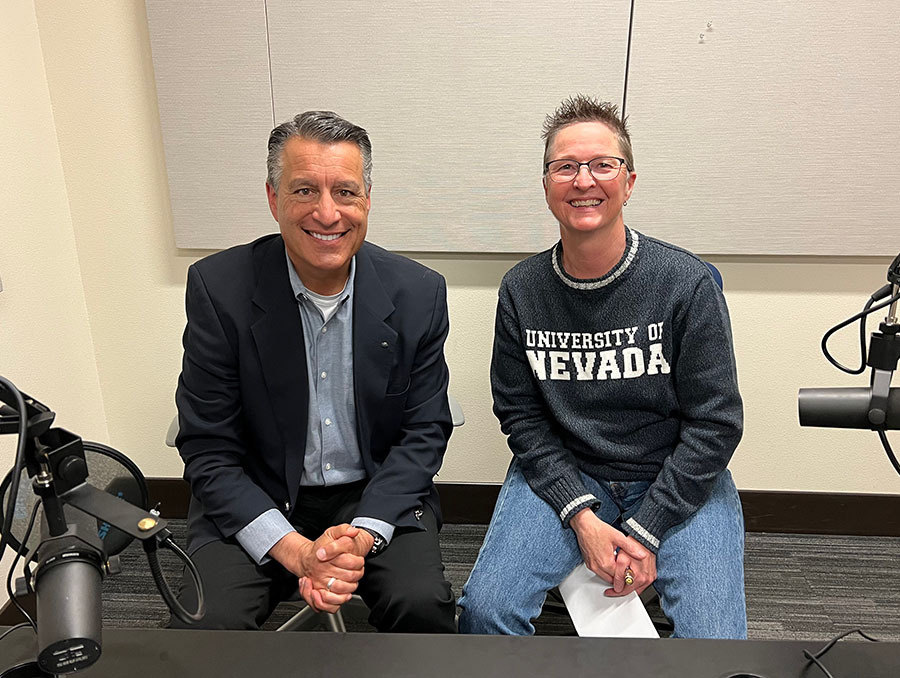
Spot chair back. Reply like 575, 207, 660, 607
704, 261, 723, 291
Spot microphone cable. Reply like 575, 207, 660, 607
4, 498, 41, 631
0, 376, 28, 565
143, 529, 206, 624
0, 621, 34, 644
820, 286, 900, 375
877, 428, 900, 478
802, 627, 881, 678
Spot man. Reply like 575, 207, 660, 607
172, 111, 456, 632
458, 95, 746, 638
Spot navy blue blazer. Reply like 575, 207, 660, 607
175, 234, 453, 553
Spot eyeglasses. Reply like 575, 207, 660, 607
543, 156, 628, 183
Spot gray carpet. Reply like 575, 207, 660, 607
99, 522, 900, 642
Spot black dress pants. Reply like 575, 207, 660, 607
171, 482, 456, 633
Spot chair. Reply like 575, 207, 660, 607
165, 392, 465, 632
704, 260, 724, 291
276, 593, 352, 632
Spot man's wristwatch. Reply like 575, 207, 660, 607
361, 528, 386, 557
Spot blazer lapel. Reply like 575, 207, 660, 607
250, 237, 308, 503
353, 245, 397, 470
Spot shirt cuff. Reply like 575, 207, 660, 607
351, 517, 395, 545
235, 508, 294, 564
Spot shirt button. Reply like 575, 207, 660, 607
325, 463, 332, 471
324, 418, 332, 426
320, 371, 327, 379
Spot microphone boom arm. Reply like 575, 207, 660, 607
62, 482, 168, 542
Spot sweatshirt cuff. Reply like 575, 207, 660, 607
623, 517, 661, 554
559, 494, 600, 525
534, 474, 598, 527
624, 494, 683, 554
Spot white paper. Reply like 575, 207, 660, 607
557, 564, 660, 638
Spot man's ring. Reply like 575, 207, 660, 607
624, 568, 635, 586
326, 576, 336, 591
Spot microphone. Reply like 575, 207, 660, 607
800, 254, 900, 432
33, 507, 104, 674
0, 378, 203, 674
799, 387, 900, 430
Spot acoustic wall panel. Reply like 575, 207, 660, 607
146, 1, 275, 249
265, 0, 632, 252
624, 0, 900, 255
147, 1, 895, 254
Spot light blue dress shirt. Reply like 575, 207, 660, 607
233, 249, 395, 564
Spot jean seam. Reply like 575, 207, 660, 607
465, 458, 519, 582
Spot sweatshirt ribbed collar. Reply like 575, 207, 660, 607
551, 226, 640, 290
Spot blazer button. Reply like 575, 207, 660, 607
381, 341, 389, 348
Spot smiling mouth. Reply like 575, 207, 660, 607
305, 230, 346, 241
569, 199, 604, 207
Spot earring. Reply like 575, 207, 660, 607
624, 200, 628, 206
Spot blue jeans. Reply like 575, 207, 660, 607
457, 460, 747, 638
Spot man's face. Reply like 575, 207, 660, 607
266, 137, 370, 295
543, 121, 636, 238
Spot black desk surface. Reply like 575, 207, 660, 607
3, 628, 899, 677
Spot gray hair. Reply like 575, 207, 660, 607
542, 95, 634, 172
266, 110, 373, 191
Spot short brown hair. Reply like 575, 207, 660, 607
542, 95, 633, 171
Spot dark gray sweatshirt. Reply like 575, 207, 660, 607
491, 227, 743, 552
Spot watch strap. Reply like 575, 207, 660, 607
361, 527, 386, 556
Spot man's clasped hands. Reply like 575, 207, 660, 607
268, 524, 374, 613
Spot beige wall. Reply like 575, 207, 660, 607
0, 0, 107, 603
2, 0, 898, 503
